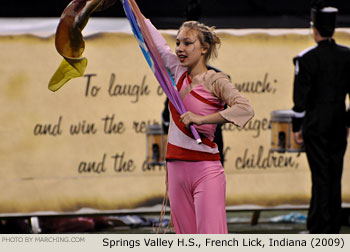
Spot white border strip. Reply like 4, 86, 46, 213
1, 18, 350, 38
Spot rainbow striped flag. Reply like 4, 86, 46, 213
122, 0, 201, 143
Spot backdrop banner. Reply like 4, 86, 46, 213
0, 19, 349, 214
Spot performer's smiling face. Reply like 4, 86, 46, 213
175, 28, 208, 69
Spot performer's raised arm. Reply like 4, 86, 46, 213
144, 20, 186, 81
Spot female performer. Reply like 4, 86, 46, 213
145, 18, 254, 234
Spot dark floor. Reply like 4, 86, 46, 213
1, 210, 349, 234
96, 210, 350, 234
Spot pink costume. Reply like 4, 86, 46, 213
146, 20, 254, 234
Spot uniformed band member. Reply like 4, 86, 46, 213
291, 4, 350, 233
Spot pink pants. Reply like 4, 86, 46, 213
167, 160, 227, 234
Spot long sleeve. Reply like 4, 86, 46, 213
291, 55, 313, 132
209, 73, 254, 128
144, 19, 186, 80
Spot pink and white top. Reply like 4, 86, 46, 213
146, 20, 254, 161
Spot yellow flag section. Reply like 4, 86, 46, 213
49, 57, 88, 92
0, 29, 349, 214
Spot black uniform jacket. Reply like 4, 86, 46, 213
292, 39, 350, 138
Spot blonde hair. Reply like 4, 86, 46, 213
178, 21, 221, 63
